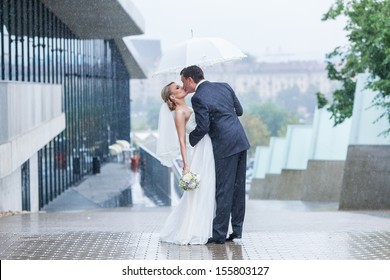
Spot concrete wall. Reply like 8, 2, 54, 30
0, 115, 65, 179
0, 82, 63, 145
249, 74, 390, 204
298, 108, 351, 202
250, 125, 311, 201
302, 160, 345, 201
250, 161, 344, 202
0, 82, 65, 212
250, 170, 304, 200
249, 178, 267, 199
0, 82, 65, 179
0, 168, 22, 211
339, 74, 390, 210
277, 170, 305, 200
339, 146, 390, 210
0, 153, 38, 212
249, 122, 347, 202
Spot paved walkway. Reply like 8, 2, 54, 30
1, 163, 390, 260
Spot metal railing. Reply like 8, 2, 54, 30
138, 142, 184, 206
139, 144, 170, 206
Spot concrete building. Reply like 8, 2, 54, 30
0, 0, 146, 212
131, 59, 333, 101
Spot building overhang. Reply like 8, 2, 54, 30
2, 0, 144, 39
2, 0, 146, 78
115, 38, 148, 79
41, 0, 145, 39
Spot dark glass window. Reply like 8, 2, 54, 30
1, 0, 131, 209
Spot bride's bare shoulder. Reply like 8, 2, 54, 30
174, 106, 192, 123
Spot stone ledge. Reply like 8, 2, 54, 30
0, 210, 29, 218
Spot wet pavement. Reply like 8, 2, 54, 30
1, 163, 390, 260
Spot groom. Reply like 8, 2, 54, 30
180, 65, 250, 244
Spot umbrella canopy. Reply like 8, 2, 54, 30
153, 37, 246, 75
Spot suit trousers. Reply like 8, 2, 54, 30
213, 150, 247, 241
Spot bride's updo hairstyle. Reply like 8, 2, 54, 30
161, 82, 176, 111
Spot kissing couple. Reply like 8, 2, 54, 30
157, 65, 250, 245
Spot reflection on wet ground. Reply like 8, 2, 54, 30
1, 200, 390, 260
2, 164, 389, 260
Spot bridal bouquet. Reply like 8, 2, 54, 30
179, 171, 200, 191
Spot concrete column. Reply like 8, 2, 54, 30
302, 160, 345, 201
339, 74, 390, 210
339, 146, 390, 209
30, 153, 39, 212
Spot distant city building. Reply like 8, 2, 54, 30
207, 60, 333, 100
130, 49, 334, 107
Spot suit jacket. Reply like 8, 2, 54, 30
189, 81, 250, 160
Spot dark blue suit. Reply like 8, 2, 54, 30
189, 80, 250, 242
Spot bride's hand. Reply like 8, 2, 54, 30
183, 165, 190, 175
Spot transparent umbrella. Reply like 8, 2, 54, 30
153, 37, 247, 75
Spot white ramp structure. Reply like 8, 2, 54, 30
251, 74, 390, 204
250, 125, 313, 200
284, 125, 313, 170
303, 107, 352, 201
252, 146, 270, 179
250, 146, 270, 199
349, 74, 389, 145
310, 107, 352, 160
267, 137, 287, 174
340, 74, 390, 210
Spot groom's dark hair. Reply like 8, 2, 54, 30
180, 65, 204, 83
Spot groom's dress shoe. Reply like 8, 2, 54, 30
206, 238, 225, 244
226, 234, 241, 242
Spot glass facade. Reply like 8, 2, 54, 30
1, 0, 131, 209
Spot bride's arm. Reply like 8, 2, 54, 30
174, 110, 190, 174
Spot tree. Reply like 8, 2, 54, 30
146, 100, 161, 130
274, 85, 302, 113
248, 102, 299, 137
131, 96, 161, 131
240, 86, 262, 109
318, 0, 390, 136
275, 84, 318, 121
240, 114, 271, 156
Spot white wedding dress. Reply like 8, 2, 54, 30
160, 111, 215, 245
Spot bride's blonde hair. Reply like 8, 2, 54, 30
161, 82, 176, 111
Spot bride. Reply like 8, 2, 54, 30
156, 81, 215, 245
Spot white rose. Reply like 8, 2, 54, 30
182, 173, 192, 182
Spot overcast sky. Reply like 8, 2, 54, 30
131, 0, 348, 62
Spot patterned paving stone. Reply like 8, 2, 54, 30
1, 200, 390, 260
